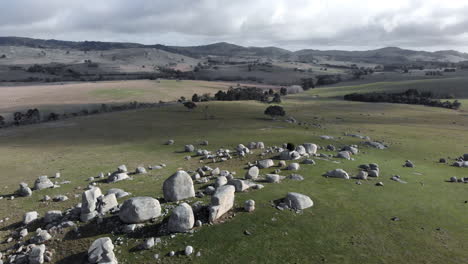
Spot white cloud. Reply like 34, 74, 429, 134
0, 0, 467, 51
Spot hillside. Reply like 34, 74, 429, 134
1, 37, 467, 64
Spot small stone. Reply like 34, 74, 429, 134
185, 246, 194, 256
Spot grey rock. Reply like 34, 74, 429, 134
302, 159, 316, 165
108, 172, 130, 183
88, 237, 117, 264
34, 176, 54, 190
135, 166, 147, 174
163, 171, 195, 202
288, 174, 304, 181
368, 170, 379, 177
23, 211, 39, 225
284, 192, 313, 210
266, 174, 282, 183
356, 171, 368, 180
98, 194, 118, 214
209, 185, 235, 222
214, 176, 228, 188
245, 166, 259, 180
81, 187, 102, 222
185, 246, 194, 256
336, 151, 351, 160
119, 197, 161, 224
287, 163, 300, 171
258, 159, 274, 169
227, 179, 250, 192
205, 186, 216, 195
325, 169, 350, 179
117, 165, 128, 173
185, 144, 195, 152
168, 203, 194, 233
44, 210, 62, 223
303, 143, 318, 154
244, 200, 255, 212
28, 244, 45, 264
18, 183, 32, 197
107, 188, 130, 199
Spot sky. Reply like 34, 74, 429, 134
1, 0, 468, 52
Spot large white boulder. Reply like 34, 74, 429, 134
28, 244, 46, 264
258, 159, 274, 169
108, 172, 130, 183
23, 211, 39, 225
88, 237, 118, 264
81, 187, 102, 222
227, 179, 250, 192
284, 192, 313, 210
34, 176, 54, 190
303, 143, 318, 154
209, 185, 235, 222
325, 169, 350, 179
168, 203, 194, 233
98, 193, 118, 214
119, 197, 161, 224
245, 166, 259, 180
163, 171, 195, 202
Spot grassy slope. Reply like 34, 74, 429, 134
0, 80, 467, 263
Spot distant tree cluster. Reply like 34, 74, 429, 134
13, 109, 41, 125
214, 87, 268, 102
0, 101, 167, 129
344, 89, 461, 110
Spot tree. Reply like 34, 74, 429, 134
280, 87, 288, 96
264, 105, 285, 119
0, 54, 6, 59
271, 93, 281, 103
192, 93, 200, 102
0, 115, 5, 126
301, 78, 315, 90
286, 143, 295, 151
183, 101, 197, 111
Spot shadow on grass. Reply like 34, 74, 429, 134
56, 252, 87, 264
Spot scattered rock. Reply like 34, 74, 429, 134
185, 246, 194, 256
244, 200, 255, 212
163, 170, 195, 202
266, 174, 282, 183
245, 166, 259, 180
34, 176, 54, 190
287, 163, 300, 171
288, 174, 304, 181
119, 197, 161, 224
28, 244, 46, 264
81, 187, 102, 222
44, 210, 62, 223
168, 203, 194, 233
284, 192, 313, 210
258, 159, 275, 169
209, 185, 235, 222
88, 237, 118, 264
325, 169, 350, 179
23, 211, 39, 225
17, 183, 32, 197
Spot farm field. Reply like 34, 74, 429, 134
0, 77, 467, 263
0, 79, 279, 120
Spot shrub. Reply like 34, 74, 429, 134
183, 101, 197, 110
264, 105, 285, 119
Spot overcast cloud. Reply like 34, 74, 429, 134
1, 0, 468, 51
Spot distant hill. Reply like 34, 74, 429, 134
1, 36, 468, 63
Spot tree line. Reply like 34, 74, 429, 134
344, 89, 461, 110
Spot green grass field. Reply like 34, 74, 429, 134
0, 77, 467, 263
